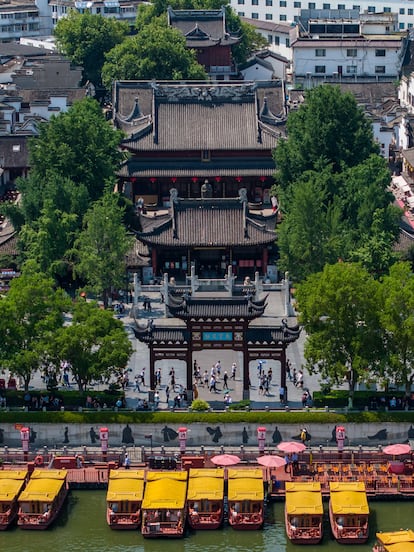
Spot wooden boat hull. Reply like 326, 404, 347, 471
329, 501, 368, 544
188, 511, 222, 530
284, 508, 322, 545
106, 508, 141, 530
142, 523, 185, 538
229, 513, 263, 530
0, 503, 18, 530
18, 488, 68, 530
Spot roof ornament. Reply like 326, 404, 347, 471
238, 188, 248, 203
170, 188, 179, 204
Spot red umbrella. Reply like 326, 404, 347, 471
383, 444, 411, 456
210, 454, 241, 466
257, 455, 286, 468
277, 441, 307, 453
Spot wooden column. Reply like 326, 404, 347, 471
149, 346, 155, 390
151, 249, 157, 277
242, 327, 250, 400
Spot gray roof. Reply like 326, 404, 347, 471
0, 136, 29, 167
114, 81, 286, 152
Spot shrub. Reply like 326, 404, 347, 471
1, 389, 124, 409
229, 399, 252, 410
190, 399, 210, 411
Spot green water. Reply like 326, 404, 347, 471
0, 492, 412, 552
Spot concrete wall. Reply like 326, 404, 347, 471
1, 422, 413, 449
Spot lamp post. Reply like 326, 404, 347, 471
144, 434, 153, 454
125, 255, 129, 304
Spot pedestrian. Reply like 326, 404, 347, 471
124, 453, 131, 469
284, 454, 291, 474
301, 391, 309, 408
292, 367, 297, 386
231, 362, 237, 380
286, 360, 292, 381
300, 428, 308, 445
203, 370, 209, 387
296, 370, 304, 388
165, 385, 170, 403
140, 368, 145, 387
215, 360, 221, 380
209, 375, 216, 392
223, 371, 229, 390
134, 374, 141, 392
279, 386, 285, 405
292, 452, 299, 475
147, 301, 152, 312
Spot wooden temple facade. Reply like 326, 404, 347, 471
134, 187, 278, 282
113, 80, 287, 208
133, 291, 300, 400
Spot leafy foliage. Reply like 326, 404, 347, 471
190, 398, 210, 411
54, 10, 129, 85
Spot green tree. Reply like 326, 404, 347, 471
73, 193, 133, 308
296, 262, 383, 398
274, 85, 379, 188
379, 262, 414, 396
102, 20, 207, 88
52, 300, 132, 391
29, 98, 124, 203
0, 268, 70, 390
54, 10, 128, 86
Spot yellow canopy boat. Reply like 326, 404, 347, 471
18, 469, 68, 530
227, 468, 264, 530
187, 468, 224, 529
0, 471, 27, 530
285, 481, 323, 544
329, 481, 369, 544
142, 471, 188, 537
374, 529, 414, 552
106, 470, 145, 530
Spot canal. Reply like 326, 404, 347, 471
0, 491, 412, 551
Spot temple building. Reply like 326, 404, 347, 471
113, 80, 287, 208
133, 187, 278, 283
167, 7, 240, 80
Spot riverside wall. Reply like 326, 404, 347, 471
0, 422, 413, 448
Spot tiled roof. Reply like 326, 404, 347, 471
0, 136, 29, 167
132, 326, 190, 343
166, 294, 267, 320
137, 197, 277, 247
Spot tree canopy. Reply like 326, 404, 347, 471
73, 192, 133, 308
52, 300, 132, 391
274, 85, 379, 188
102, 19, 207, 88
54, 10, 129, 86
29, 98, 124, 203
296, 262, 384, 397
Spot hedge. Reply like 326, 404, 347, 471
313, 390, 409, 409
0, 410, 413, 425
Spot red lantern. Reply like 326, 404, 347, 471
150, 177, 156, 184
236, 176, 242, 183
171, 177, 177, 183
191, 177, 198, 183
130, 177, 137, 184
215, 176, 221, 182
259, 176, 266, 183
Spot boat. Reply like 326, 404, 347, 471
373, 529, 414, 551
0, 471, 27, 530
187, 468, 224, 530
17, 469, 69, 529
106, 469, 145, 530
227, 468, 264, 530
141, 471, 188, 537
329, 481, 369, 544
285, 481, 323, 544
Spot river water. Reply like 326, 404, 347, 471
0, 491, 412, 552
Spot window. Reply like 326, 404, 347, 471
409, 8, 413, 15
12, 144, 20, 152
238, 11, 245, 15
400, 7, 405, 13
252, 12, 259, 17
308, 2, 315, 7
367, 5, 375, 12
323, 3, 330, 8
399, 22, 405, 29
266, 0, 273, 5
352, 4, 360, 8
315, 65, 326, 73
266, 13, 273, 19
280, 14, 287, 19
201, 150, 210, 161
274, 35, 280, 44
315, 48, 326, 56
286, 37, 290, 46
409, 22, 413, 28
346, 65, 357, 74
280, 0, 286, 5
238, 0, 245, 4
375, 49, 386, 56
338, 3, 345, 8
383, 6, 391, 12
347, 48, 357, 57
267, 34, 273, 43
375, 65, 386, 73
294, 1, 301, 6
252, 0, 259, 5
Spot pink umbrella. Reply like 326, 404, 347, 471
257, 455, 286, 468
210, 454, 241, 466
277, 441, 307, 453
383, 443, 412, 456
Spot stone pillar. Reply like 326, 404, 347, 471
283, 272, 295, 317
149, 347, 155, 390
162, 273, 169, 317
280, 348, 287, 403
133, 273, 141, 308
